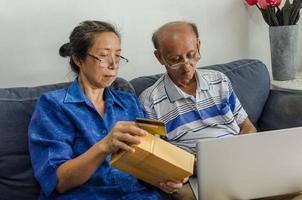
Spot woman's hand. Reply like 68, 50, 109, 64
56, 121, 146, 193
159, 177, 189, 194
98, 121, 148, 154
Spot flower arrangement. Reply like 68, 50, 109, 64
245, 0, 302, 26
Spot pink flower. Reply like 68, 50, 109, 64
267, 0, 281, 7
243, 0, 301, 26
259, 0, 282, 9
259, 0, 269, 8
245, 0, 258, 6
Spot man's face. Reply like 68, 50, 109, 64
155, 30, 200, 87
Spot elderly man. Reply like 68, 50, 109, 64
140, 21, 256, 154
139, 21, 257, 199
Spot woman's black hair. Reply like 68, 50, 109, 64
59, 20, 120, 74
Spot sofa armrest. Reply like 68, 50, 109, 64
258, 90, 302, 131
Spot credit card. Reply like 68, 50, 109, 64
136, 118, 167, 137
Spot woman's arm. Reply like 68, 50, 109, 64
55, 142, 107, 193
56, 121, 148, 193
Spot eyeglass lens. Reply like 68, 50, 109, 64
168, 53, 200, 68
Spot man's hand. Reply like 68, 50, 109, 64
159, 177, 189, 194
239, 118, 257, 134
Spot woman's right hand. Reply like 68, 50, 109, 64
97, 121, 148, 155
56, 121, 146, 193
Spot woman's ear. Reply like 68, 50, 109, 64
72, 55, 82, 68
154, 50, 165, 65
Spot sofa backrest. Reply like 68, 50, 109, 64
130, 59, 271, 126
0, 78, 134, 200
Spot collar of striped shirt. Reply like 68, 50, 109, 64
164, 69, 209, 102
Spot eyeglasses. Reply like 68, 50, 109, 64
165, 52, 201, 69
87, 53, 129, 68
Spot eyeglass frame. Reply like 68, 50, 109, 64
163, 51, 201, 69
87, 53, 129, 68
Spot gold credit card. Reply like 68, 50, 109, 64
136, 118, 167, 137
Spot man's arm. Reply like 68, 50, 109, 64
239, 118, 257, 134
221, 73, 256, 135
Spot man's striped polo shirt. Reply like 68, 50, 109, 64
139, 69, 248, 153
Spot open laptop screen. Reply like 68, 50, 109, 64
196, 127, 302, 200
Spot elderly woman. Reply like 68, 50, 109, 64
28, 21, 185, 200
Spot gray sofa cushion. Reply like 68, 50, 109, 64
258, 90, 302, 131
130, 59, 270, 125
0, 83, 69, 200
0, 78, 134, 200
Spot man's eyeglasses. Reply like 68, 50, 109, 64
165, 52, 200, 69
87, 54, 129, 68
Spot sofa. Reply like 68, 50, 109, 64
1, 59, 301, 200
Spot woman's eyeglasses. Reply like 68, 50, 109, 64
87, 54, 129, 68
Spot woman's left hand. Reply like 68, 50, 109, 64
159, 177, 189, 194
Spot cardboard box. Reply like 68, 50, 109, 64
110, 133, 195, 187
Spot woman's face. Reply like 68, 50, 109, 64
77, 32, 121, 89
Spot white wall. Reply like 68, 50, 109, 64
0, 0, 301, 88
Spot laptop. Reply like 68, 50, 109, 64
195, 127, 302, 200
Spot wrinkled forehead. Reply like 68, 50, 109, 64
89, 32, 121, 52
158, 30, 198, 55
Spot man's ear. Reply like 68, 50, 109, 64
72, 55, 82, 68
154, 50, 165, 65
196, 38, 201, 55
